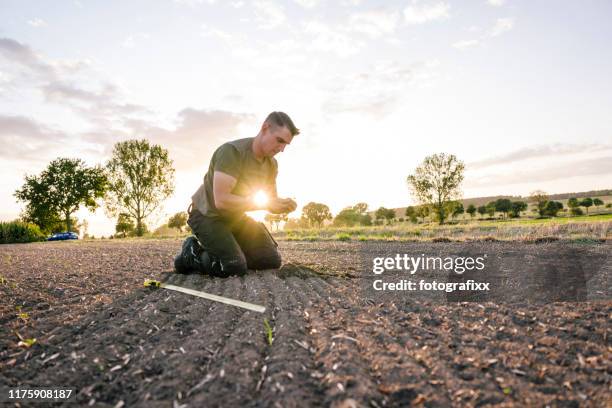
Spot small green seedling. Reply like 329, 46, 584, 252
18, 338, 37, 348
15, 331, 36, 348
263, 318, 274, 346
144, 279, 161, 288
0, 275, 6, 285
503, 387, 512, 395
17, 312, 29, 321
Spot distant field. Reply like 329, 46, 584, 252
276, 214, 612, 242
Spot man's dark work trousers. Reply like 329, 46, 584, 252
187, 208, 281, 276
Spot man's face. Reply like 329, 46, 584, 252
261, 123, 293, 157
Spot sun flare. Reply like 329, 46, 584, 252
253, 190, 269, 207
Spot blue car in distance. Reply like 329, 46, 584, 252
47, 232, 79, 241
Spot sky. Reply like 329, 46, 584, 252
1, 0, 611, 236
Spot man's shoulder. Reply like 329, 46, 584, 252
225, 137, 253, 152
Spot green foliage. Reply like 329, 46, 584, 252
567, 197, 579, 209
485, 202, 496, 217
530, 190, 549, 217
168, 211, 188, 231
375, 207, 395, 224
466, 204, 477, 218
592, 198, 604, 207
333, 207, 360, 227
115, 213, 135, 237
493, 199, 512, 218
105, 139, 175, 236
407, 153, 465, 225
336, 232, 351, 241
302, 202, 332, 228
510, 201, 528, 218
580, 197, 593, 214
477, 205, 487, 217
544, 200, 563, 217
450, 201, 464, 218
359, 213, 372, 226
14, 158, 106, 233
570, 207, 584, 216
0, 221, 46, 244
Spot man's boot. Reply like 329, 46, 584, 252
174, 236, 205, 273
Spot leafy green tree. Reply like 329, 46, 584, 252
168, 211, 188, 232
567, 197, 580, 210
485, 202, 496, 218
477, 205, 487, 218
545, 201, 563, 217
405, 206, 417, 223
530, 190, 549, 217
494, 199, 512, 219
375, 207, 395, 225
333, 207, 360, 227
579, 197, 593, 215
415, 205, 430, 223
105, 139, 175, 236
593, 198, 604, 210
115, 213, 135, 237
302, 202, 332, 228
466, 204, 477, 219
15, 158, 106, 233
510, 201, 528, 218
451, 202, 464, 219
360, 213, 372, 226
407, 153, 465, 225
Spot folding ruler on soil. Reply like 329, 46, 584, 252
144, 279, 265, 313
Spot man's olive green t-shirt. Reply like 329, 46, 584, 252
191, 138, 278, 219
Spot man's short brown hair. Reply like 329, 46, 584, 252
265, 111, 300, 136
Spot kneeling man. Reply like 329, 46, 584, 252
175, 112, 298, 277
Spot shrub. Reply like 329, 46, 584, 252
570, 207, 584, 216
0, 221, 46, 244
336, 233, 351, 241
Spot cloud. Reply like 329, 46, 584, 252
349, 9, 400, 39
324, 60, 440, 116
42, 81, 149, 127
465, 156, 612, 188
490, 17, 514, 37
468, 143, 611, 170
403, 1, 450, 24
452, 39, 480, 50
487, 0, 505, 6
253, 0, 286, 29
0, 37, 55, 78
27, 18, 47, 28
0, 114, 69, 161
133, 109, 256, 171
453, 17, 514, 51
303, 21, 364, 57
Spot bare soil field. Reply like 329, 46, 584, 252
0, 240, 610, 407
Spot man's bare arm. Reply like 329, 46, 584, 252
214, 171, 297, 214
213, 171, 261, 212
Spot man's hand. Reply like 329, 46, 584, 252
267, 197, 297, 214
